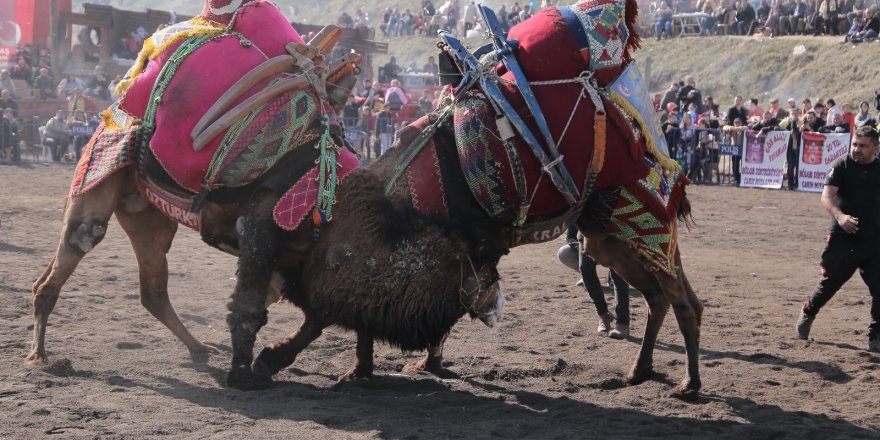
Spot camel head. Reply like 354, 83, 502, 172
325, 53, 362, 115
461, 264, 505, 328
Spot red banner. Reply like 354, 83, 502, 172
2, 0, 70, 65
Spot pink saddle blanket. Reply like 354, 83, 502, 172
119, 0, 305, 193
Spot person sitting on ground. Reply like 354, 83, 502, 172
850, 8, 880, 41
843, 15, 863, 41
820, 111, 851, 133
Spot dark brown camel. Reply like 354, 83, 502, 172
248, 112, 703, 398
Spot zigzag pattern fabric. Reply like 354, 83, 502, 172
207, 89, 323, 189
453, 98, 512, 219
605, 187, 679, 276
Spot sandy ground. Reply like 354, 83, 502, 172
1, 161, 879, 439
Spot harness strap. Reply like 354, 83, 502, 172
479, 5, 580, 204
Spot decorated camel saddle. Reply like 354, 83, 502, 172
389, 0, 687, 274
69, 0, 360, 231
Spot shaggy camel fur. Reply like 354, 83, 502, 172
252, 169, 506, 382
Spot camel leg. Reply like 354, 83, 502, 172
113, 203, 219, 361
402, 335, 446, 373
339, 331, 374, 381
663, 264, 703, 399
225, 193, 280, 390
626, 286, 669, 385
25, 172, 127, 365
252, 317, 323, 378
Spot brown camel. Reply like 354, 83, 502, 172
26, 26, 363, 390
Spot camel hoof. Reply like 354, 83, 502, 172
338, 367, 372, 382
23, 352, 48, 367
625, 366, 653, 385
670, 379, 701, 401
226, 365, 272, 391
402, 357, 442, 374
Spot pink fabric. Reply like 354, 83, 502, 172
119, 0, 306, 193
273, 148, 361, 230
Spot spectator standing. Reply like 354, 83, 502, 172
661, 82, 680, 113
557, 226, 632, 339
0, 69, 17, 99
0, 89, 18, 117
750, 110, 782, 132
781, 110, 801, 189
796, 125, 880, 353
855, 101, 876, 127
418, 89, 434, 115
463, 1, 479, 32
384, 79, 409, 112
769, 97, 789, 119
423, 56, 439, 75
723, 117, 747, 185
801, 98, 813, 117
786, 97, 799, 118
1, 108, 21, 161
67, 88, 87, 123
68, 110, 90, 162
357, 78, 377, 108
747, 98, 765, 119
802, 110, 825, 132
382, 57, 402, 83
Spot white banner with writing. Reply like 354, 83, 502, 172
739, 130, 790, 189
797, 132, 850, 192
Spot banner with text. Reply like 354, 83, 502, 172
797, 132, 850, 192
739, 130, 790, 189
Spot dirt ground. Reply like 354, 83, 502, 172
1, 162, 879, 439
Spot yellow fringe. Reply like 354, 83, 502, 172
592, 113, 606, 173
114, 18, 228, 97
606, 92, 680, 173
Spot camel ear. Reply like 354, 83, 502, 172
307, 25, 342, 56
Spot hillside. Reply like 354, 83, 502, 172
87, 1, 880, 107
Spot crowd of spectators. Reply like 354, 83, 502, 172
334, 0, 552, 39
654, 76, 877, 188
648, 0, 880, 39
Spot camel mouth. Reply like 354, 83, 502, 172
478, 294, 506, 328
